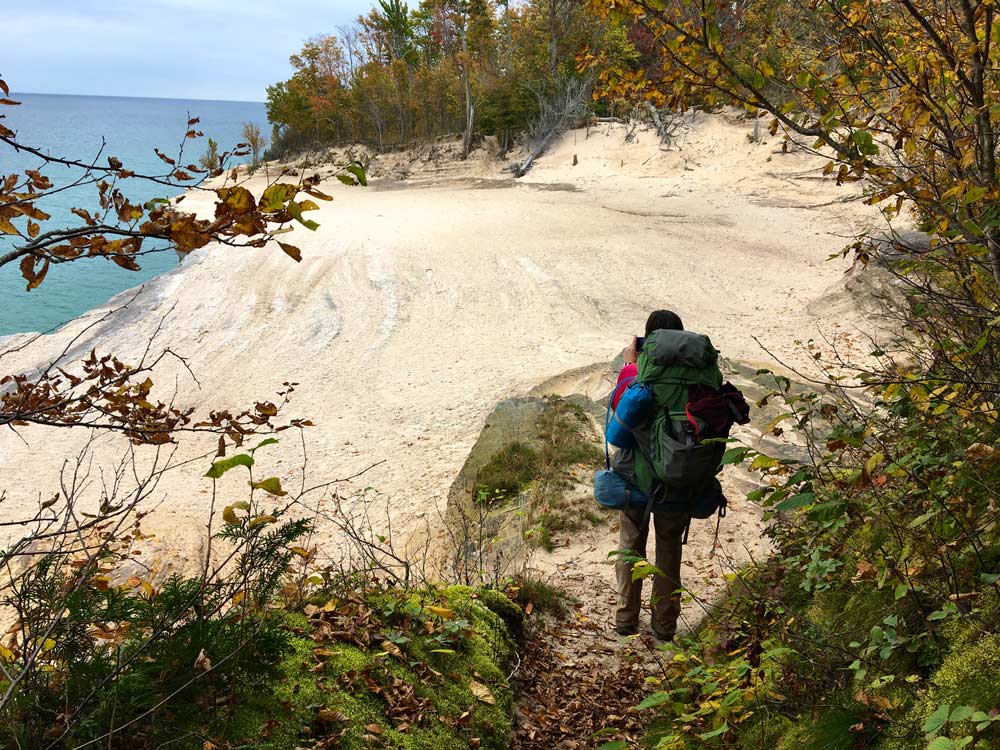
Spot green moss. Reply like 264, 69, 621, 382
775, 707, 864, 750
737, 710, 793, 750
880, 632, 1000, 750
476, 587, 527, 642
221, 632, 329, 748
473, 441, 539, 501
213, 586, 516, 750
806, 584, 897, 642
507, 574, 574, 618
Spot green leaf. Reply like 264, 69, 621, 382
597, 743, 627, 750
979, 572, 1000, 584
336, 174, 357, 186
699, 722, 729, 740
205, 453, 253, 479
750, 454, 781, 471
259, 182, 296, 212
807, 500, 847, 519
249, 437, 279, 454
948, 706, 975, 723
962, 186, 988, 205
927, 738, 956, 750
631, 560, 663, 582
908, 511, 937, 529
249, 477, 288, 497
635, 691, 672, 710
851, 130, 879, 156
894, 584, 909, 600
287, 201, 319, 231
923, 703, 951, 735
721, 447, 750, 466
346, 163, 367, 186
775, 493, 815, 512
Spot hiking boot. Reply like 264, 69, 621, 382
615, 624, 638, 636
651, 628, 675, 643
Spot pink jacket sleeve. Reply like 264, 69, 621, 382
611, 363, 638, 409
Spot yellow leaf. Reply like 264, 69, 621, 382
249, 514, 277, 528
425, 606, 454, 619
865, 452, 885, 475
42, 638, 57, 652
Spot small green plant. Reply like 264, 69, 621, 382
198, 136, 221, 171
507, 573, 576, 617
473, 441, 540, 502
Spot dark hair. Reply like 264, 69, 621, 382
645, 310, 684, 336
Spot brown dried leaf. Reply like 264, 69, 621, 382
470, 680, 495, 705
278, 242, 302, 262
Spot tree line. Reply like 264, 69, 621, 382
264, 0, 638, 156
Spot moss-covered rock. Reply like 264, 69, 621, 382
774, 707, 864, 750
211, 586, 518, 750
879, 631, 1000, 750
737, 710, 793, 750
475, 586, 527, 643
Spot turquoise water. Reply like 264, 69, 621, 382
0, 93, 268, 336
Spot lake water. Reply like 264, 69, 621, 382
0, 93, 268, 336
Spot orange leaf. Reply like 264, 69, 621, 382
26, 260, 48, 290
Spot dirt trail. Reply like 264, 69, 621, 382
493, 358, 787, 748
0, 112, 880, 575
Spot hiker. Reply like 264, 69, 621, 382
604, 310, 735, 640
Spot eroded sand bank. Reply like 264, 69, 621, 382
0, 113, 883, 572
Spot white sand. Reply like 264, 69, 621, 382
0, 112, 883, 572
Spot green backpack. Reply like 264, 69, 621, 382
632, 329, 724, 498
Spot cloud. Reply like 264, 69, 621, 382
3, 0, 373, 101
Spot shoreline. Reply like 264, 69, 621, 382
0, 113, 886, 572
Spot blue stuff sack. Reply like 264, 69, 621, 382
594, 469, 650, 509
606, 381, 655, 449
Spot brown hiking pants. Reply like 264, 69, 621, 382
615, 508, 689, 638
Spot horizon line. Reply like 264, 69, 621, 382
13, 90, 266, 105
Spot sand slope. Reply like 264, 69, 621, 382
0, 113, 881, 570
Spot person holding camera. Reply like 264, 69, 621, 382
609, 310, 695, 639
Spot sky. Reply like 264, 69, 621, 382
2, 0, 374, 102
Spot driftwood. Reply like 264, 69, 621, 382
514, 77, 592, 178
645, 102, 666, 142
514, 125, 563, 177
594, 116, 627, 124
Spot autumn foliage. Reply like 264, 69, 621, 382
265, 0, 635, 155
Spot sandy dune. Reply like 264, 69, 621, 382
0, 113, 882, 570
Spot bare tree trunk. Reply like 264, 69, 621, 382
515, 77, 591, 177
645, 102, 666, 141
548, 0, 558, 72
986, 234, 1000, 292
462, 25, 474, 159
